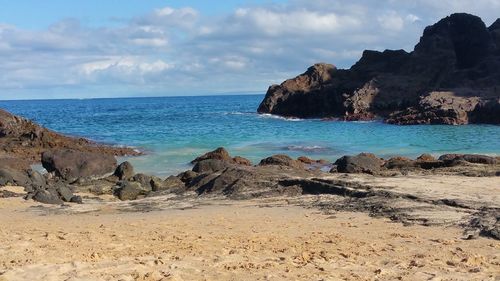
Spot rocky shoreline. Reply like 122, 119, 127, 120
258, 13, 500, 125
1, 143, 499, 240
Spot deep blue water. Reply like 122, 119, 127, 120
1, 95, 499, 176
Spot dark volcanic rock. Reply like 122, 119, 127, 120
187, 165, 308, 198
384, 157, 416, 169
192, 159, 230, 174
232, 156, 252, 166
258, 154, 305, 169
387, 92, 480, 125
33, 189, 64, 205
114, 181, 147, 201
114, 161, 134, 180
130, 173, 153, 192
257, 63, 345, 118
417, 154, 436, 162
42, 149, 117, 182
334, 153, 384, 174
0, 168, 30, 187
191, 147, 232, 164
0, 109, 139, 164
178, 170, 199, 185
439, 154, 497, 165
191, 147, 252, 166
257, 13, 500, 125
152, 176, 185, 192
56, 185, 75, 202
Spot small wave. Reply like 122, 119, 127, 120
285, 145, 328, 152
258, 113, 304, 122
224, 111, 255, 116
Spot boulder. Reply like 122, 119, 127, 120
33, 189, 63, 205
417, 154, 436, 162
384, 157, 416, 169
0, 168, 30, 187
70, 195, 83, 204
192, 159, 230, 174
114, 181, 147, 201
439, 154, 497, 165
56, 185, 75, 202
27, 170, 46, 190
130, 173, 153, 191
42, 149, 117, 182
191, 147, 252, 166
297, 156, 315, 165
232, 156, 252, 166
258, 154, 305, 169
191, 147, 232, 164
114, 161, 134, 180
178, 170, 199, 184
152, 176, 185, 192
334, 153, 384, 174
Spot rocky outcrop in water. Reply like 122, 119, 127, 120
0, 109, 139, 163
258, 13, 500, 125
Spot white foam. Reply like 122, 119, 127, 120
258, 113, 304, 122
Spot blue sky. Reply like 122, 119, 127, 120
0, 0, 499, 100
0, 0, 285, 29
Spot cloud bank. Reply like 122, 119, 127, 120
1, 0, 499, 99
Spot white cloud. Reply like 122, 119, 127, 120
378, 11, 405, 31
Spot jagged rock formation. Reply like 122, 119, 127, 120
258, 13, 500, 125
0, 109, 140, 163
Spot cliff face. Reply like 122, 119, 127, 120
257, 13, 500, 125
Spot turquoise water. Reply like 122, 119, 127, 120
1, 95, 499, 176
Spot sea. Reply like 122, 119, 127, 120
1, 95, 499, 177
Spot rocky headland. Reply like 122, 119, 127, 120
257, 13, 500, 125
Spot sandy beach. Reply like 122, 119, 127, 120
1, 178, 499, 281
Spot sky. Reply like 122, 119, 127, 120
0, 0, 499, 100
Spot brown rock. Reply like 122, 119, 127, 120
258, 155, 305, 169
114, 161, 135, 180
384, 157, 416, 169
191, 147, 232, 164
334, 153, 384, 174
417, 154, 436, 162
232, 156, 252, 166
41, 149, 117, 182
0, 109, 140, 164
439, 154, 497, 165
387, 92, 481, 125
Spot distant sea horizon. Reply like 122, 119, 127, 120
0, 91, 265, 102
1, 94, 499, 177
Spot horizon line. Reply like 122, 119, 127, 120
0, 91, 266, 102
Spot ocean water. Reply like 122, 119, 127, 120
1, 95, 499, 177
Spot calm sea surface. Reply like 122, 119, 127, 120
1, 95, 499, 176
